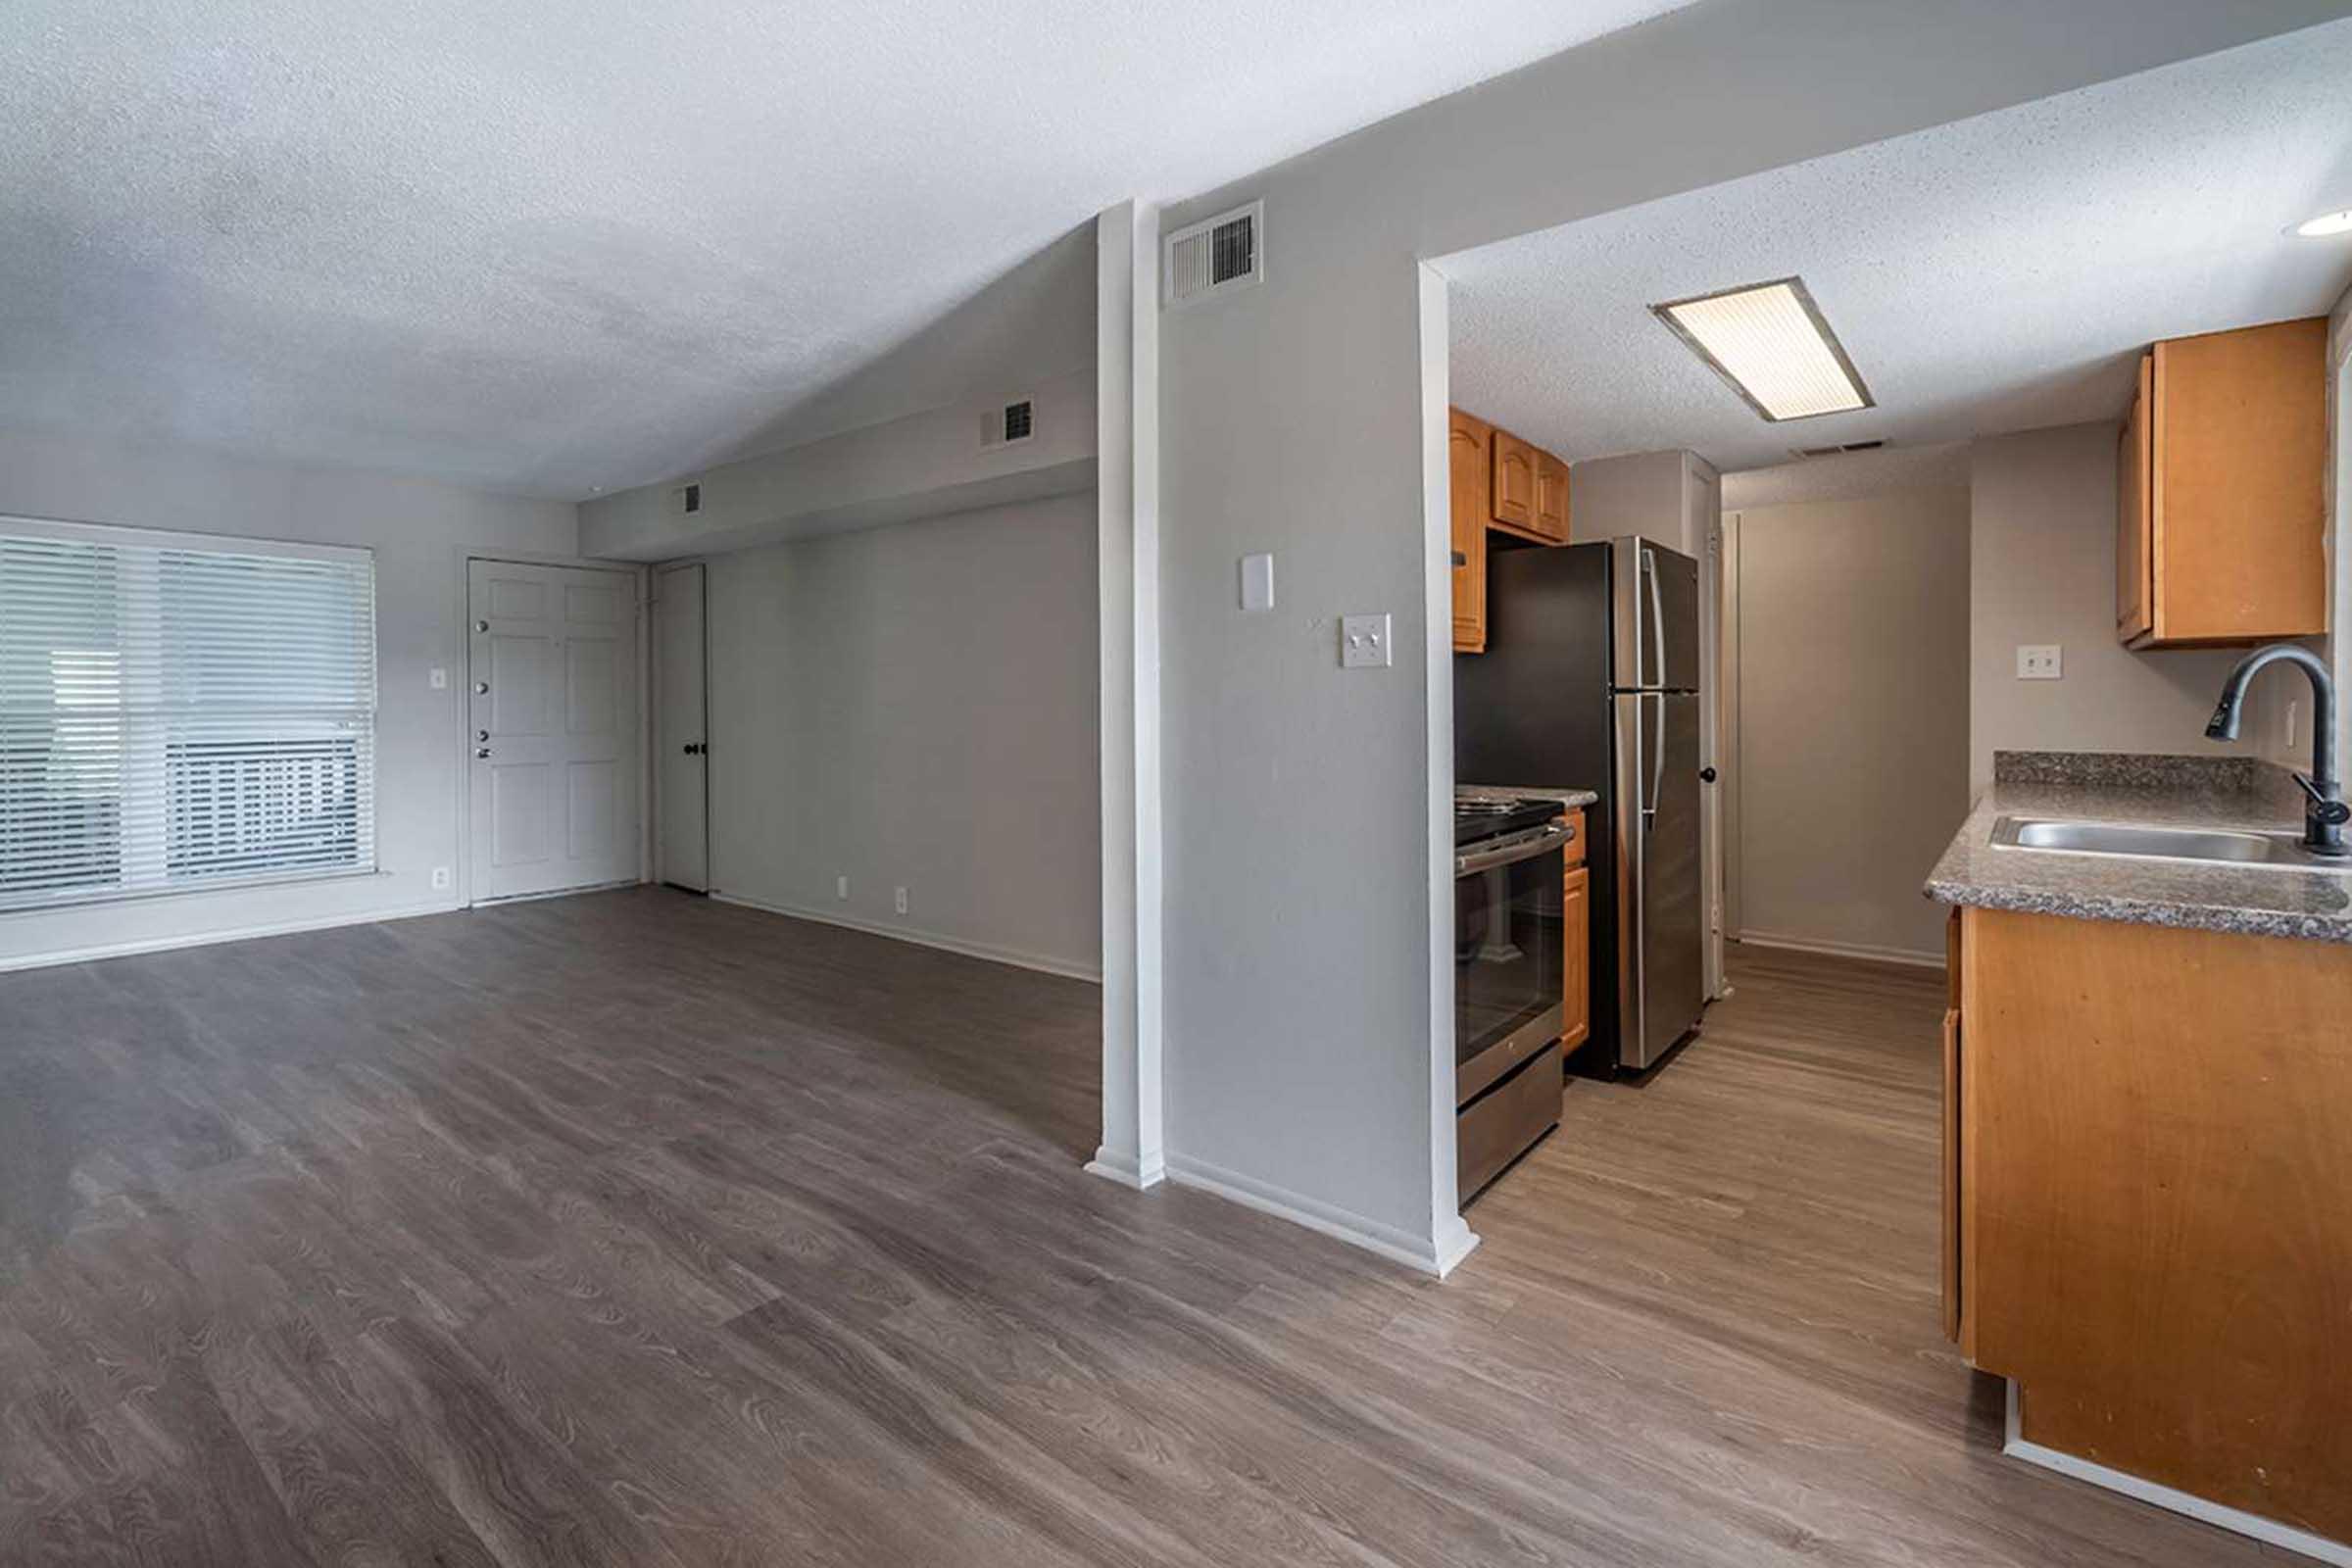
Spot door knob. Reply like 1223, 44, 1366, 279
474, 747, 492, 760
474, 619, 489, 633
473, 681, 489, 695
477, 729, 489, 743
1699, 766, 1718, 784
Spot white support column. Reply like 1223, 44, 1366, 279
1419, 263, 1478, 1274
1088, 199, 1164, 1190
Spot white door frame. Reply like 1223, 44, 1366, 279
454, 550, 651, 909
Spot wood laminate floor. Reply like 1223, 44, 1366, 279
0, 893, 2274, 1565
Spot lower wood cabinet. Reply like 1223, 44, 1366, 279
1949, 904, 2352, 1540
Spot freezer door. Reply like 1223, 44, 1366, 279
1635, 691, 1706, 1068
1609, 538, 1704, 690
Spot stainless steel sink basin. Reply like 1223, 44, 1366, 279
1990, 815, 2326, 868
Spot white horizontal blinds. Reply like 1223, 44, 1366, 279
0, 525, 376, 911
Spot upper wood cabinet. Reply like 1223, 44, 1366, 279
1451, 407, 1571, 653
1532, 450, 1571, 545
2117, 317, 2327, 647
1491, 428, 1539, 535
2115, 354, 2152, 642
1449, 409, 1490, 654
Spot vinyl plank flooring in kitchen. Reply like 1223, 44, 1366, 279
0, 892, 2270, 1566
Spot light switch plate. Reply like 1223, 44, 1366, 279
1341, 612, 1393, 669
429, 667, 449, 690
1240, 553, 1275, 612
2016, 644, 2062, 680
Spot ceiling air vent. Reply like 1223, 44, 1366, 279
1791, 439, 1886, 459
1164, 200, 1264, 309
981, 395, 1036, 451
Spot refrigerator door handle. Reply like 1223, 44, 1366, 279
1642, 546, 1666, 693
1643, 691, 1664, 831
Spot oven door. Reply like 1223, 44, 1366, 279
1455, 825, 1567, 1103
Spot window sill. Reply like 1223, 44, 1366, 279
0, 866, 393, 919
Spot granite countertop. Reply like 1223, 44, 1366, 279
1924, 752, 2352, 945
1457, 783, 1600, 810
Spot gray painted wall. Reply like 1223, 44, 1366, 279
1733, 488, 1971, 963
1968, 422, 2270, 792
1148, 0, 2340, 1262
704, 493, 1102, 978
580, 368, 1096, 563
0, 429, 579, 968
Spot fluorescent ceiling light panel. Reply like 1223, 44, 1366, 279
2295, 208, 2352, 237
1652, 277, 1874, 421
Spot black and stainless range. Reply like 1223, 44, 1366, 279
1453, 792, 1567, 1204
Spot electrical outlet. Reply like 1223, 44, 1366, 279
428, 667, 448, 691
2016, 644, 2062, 680
836, 875, 850, 901
894, 886, 908, 915
430, 866, 451, 891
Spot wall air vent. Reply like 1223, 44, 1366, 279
981, 395, 1036, 451
1164, 200, 1264, 309
672, 481, 703, 514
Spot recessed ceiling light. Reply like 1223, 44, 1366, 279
2295, 209, 2352, 238
1651, 276, 1874, 422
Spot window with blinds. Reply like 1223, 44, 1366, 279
0, 521, 377, 911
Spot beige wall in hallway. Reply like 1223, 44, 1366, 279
1732, 485, 1971, 964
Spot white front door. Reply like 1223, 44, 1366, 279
655, 562, 710, 892
466, 559, 641, 903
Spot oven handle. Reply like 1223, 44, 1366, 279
1454, 823, 1567, 876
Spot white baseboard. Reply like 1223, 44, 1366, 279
0, 897, 465, 974
710, 892, 1102, 984
2003, 1382, 2351, 1566
1162, 1151, 1477, 1279
1083, 1147, 1166, 1189
1734, 930, 1945, 970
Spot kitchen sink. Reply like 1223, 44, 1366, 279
1989, 815, 2327, 868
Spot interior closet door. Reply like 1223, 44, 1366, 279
466, 560, 640, 903
655, 563, 710, 892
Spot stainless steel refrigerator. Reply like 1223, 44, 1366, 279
1456, 536, 1707, 1072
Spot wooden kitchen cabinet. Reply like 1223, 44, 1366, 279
1531, 450, 1571, 545
1941, 908, 1964, 1348
1560, 863, 1591, 1055
2116, 317, 2327, 647
1449, 408, 1490, 653
1491, 427, 1539, 535
1949, 904, 2352, 1541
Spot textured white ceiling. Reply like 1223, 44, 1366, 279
1445, 20, 2352, 476
0, 0, 1696, 499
